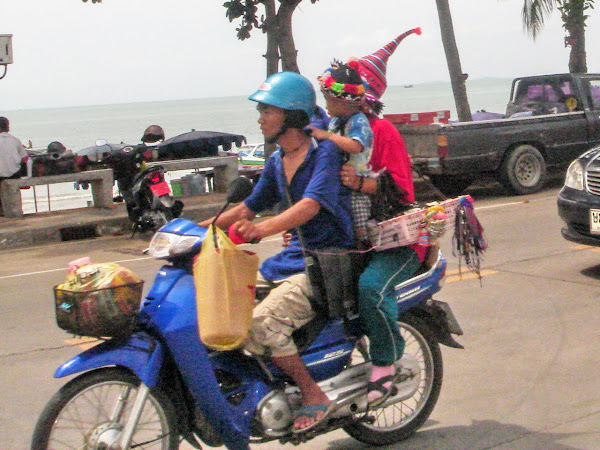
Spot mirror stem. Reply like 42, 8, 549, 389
211, 202, 231, 248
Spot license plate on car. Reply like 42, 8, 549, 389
150, 182, 171, 197
590, 209, 600, 234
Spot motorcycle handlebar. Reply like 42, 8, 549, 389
227, 224, 261, 245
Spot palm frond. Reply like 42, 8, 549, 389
522, 0, 555, 39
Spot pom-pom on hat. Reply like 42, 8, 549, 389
356, 27, 421, 113
318, 60, 367, 103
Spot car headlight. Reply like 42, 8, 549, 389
564, 159, 584, 190
147, 231, 201, 259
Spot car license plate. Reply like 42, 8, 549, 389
150, 182, 171, 197
590, 209, 600, 234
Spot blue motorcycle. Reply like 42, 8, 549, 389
32, 178, 463, 450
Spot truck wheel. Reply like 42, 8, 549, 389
500, 144, 546, 195
428, 175, 472, 197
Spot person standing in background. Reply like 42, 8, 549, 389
0, 116, 29, 215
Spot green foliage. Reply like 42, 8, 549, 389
223, 0, 320, 41
557, 0, 594, 32
522, 0, 595, 38
223, 1, 263, 41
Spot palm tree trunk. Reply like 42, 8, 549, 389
263, 0, 280, 77
561, 0, 588, 73
436, 0, 472, 122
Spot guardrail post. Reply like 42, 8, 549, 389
212, 157, 238, 192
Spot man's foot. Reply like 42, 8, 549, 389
293, 403, 329, 430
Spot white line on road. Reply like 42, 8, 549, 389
0, 237, 283, 280
474, 195, 557, 210
0, 195, 557, 281
0, 256, 152, 280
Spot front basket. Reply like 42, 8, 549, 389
54, 281, 144, 338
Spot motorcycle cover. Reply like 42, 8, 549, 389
193, 225, 259, 351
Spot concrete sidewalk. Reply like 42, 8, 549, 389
0, 193, 228, 250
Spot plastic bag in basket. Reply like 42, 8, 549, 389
54, 262, 144, 338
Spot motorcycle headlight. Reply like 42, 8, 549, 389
148, 231, 202, 259
564, 159, 584, 190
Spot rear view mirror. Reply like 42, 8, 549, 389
211, 176, 255, 228
227, 176, 254, 204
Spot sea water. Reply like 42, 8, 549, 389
4, 78, 514, 213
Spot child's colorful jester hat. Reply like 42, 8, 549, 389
353, 27, 422, 115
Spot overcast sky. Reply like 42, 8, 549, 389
2, 0, 599, 111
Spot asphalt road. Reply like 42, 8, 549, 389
2, 181, 600, 449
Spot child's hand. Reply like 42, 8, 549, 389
306, 125, 330, 141
340, 165, 358, 189
281, 231, 292, 247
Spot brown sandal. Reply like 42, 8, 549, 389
367, 374, 399, 408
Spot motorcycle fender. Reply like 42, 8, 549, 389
158, 194, 175, 208
414, 300, 464, 349
54, 333, 164, 387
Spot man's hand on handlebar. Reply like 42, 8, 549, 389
228, 220, 262, 244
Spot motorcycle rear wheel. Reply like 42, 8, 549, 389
31, 367, 178, 450
343, 314, 443, 446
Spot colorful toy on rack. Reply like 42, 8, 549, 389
366, 196, 466, 250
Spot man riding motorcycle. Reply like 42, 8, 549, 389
199, 71, 354, 431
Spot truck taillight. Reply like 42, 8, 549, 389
437, 135, 448, 158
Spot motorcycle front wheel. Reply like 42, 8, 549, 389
343, 313, 443, 446
31, 367, 178, 450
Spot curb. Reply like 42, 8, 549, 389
1, 180, 437, 251
0, 193, 228, 251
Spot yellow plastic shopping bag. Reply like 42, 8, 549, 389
193, 224, 259, 351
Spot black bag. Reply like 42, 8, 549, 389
370, 170, 413, 222
281, 182, 366, 320
305, 249, 367, 319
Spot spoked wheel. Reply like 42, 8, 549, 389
343, 314, 443, 446
31, 367, 178, 450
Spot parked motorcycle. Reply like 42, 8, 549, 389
101, 140, 183, 235
31, 177, 463, 450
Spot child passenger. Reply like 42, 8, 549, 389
307, 61, 374, 247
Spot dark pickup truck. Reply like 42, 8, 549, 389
391, 73, 600, 195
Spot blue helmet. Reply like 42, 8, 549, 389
249, 72, 316, 117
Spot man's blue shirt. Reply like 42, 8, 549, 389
244, 138, 354, 281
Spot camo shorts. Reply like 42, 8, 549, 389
244, 272, 315, 358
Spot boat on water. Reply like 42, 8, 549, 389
235, 143, 265, 165
224, 143, 265, 182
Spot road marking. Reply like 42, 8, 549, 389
569, 244, 600, 252
0, 256, 152, 280
1, 237, 283, 281
446, 269, 497, 283
65, 336, 100, 350
474, 195, 557, 211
